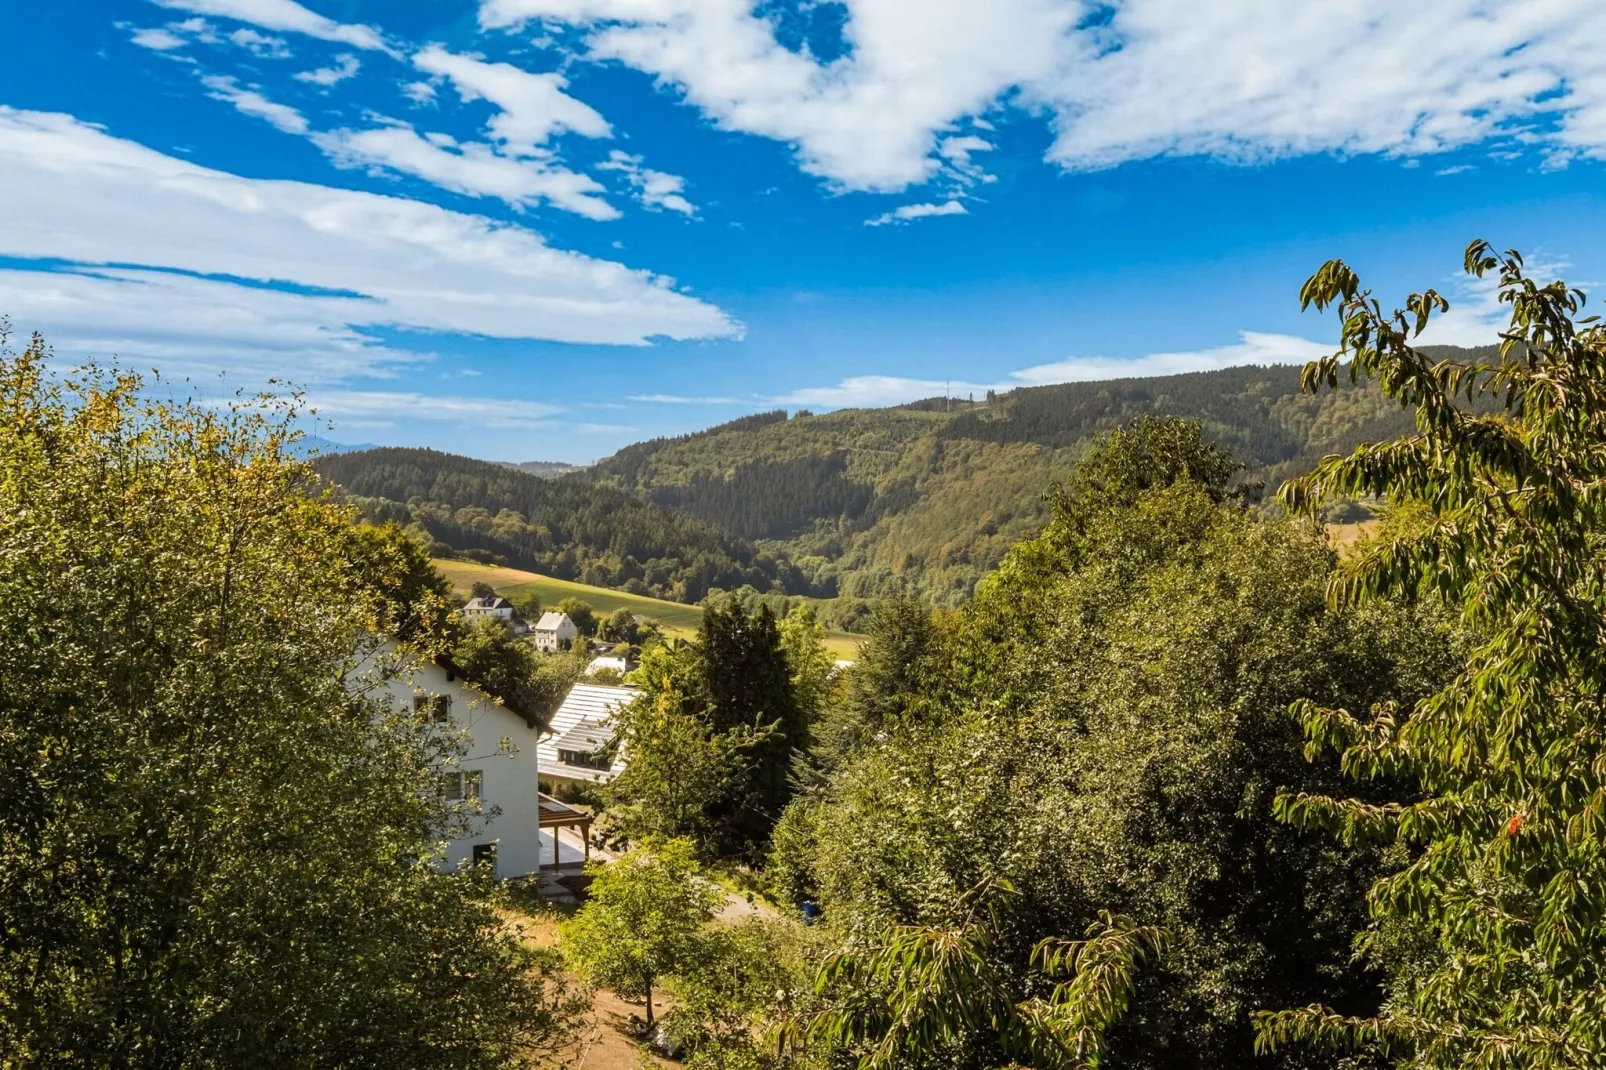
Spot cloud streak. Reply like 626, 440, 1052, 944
0, 107, 739, 391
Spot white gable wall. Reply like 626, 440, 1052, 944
369, 655, 549, 878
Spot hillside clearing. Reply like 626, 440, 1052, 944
434, 558, 864, 656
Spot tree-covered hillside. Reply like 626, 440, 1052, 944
585, 350, 1490, 605
315, 447, 791, 604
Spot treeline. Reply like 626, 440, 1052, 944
316, 447, 804, 603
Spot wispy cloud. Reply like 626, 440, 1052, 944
865, 200, 967, 226
772, 332, 1333, 409
294, 53, 360, 87
201, 75, 309, 134
306, 389, 562, 429
599, 151, 697, 216
130, 25, 187, 51
151, 0, 388, 52
0, 107, 738, 395
628, 393, 745, 404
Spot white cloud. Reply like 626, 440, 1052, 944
229, 27, 291, 57
599, 151, 696, 215
294, 53, 360, 86
312, 122, 620, 219
628, 393, 744, 404
479, 0, 1606, 190
773, 331, 1333, 409
402, 80, 438, 104
0, 108, 738, 388
151, 0, 388, 51
306, 389, 563, 429
1435, 164, 1474, 176
201, 75, 310, 134
130, 26, 188, 50
865, 199, 966, 226
1009, 332, 1333, 385
412, 45, 611, 154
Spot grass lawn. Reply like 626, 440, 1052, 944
433, 558, 864, 656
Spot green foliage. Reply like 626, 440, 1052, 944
469, 579, 497, 600
775, 417, 1460, 1066
449, 617, 580, 727
317, 446, 786, 603
791, 882, 1166, 1070
562, 839, 724, 1026
0, 332, 580, 1065
607, 646, 775, 857
600, 606, 642, 644
1256, 243, 1606, 1067
663, 918, 823, 1070
556, 596, 596, 636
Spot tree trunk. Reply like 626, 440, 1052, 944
644, 979, 654, 1026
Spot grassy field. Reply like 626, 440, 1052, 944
433, 559, 864, 656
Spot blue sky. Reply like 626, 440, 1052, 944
4, 1, 1606, 461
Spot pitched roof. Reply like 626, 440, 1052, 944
585, 655, 630, 676
535, 611, 572, 631
552, 718, 615, 753
539, 683, 636, 783
465, 596, 512, 610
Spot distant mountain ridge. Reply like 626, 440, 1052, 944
321, 348, 1493, 612
582, 347, 1496, 606
315, 447, 789, 605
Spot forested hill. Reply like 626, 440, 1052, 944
584, 347, 1494, 606
314, 448, 787, 604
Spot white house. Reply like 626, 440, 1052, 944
584, 655, 630, 677
532, 611, 578, 652
364, 648, 586, 877
539, 682, 635, 789
463, 595, 528, 634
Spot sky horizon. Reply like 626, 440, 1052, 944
5, 1, 1606, 462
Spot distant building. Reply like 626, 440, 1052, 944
462, 594, 529, 634
584, 655, 631, 677
532, 611, 578, 652
540, 683, 635, 788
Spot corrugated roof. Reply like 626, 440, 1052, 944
552, 718, 615, 753
539, 683, 635, 782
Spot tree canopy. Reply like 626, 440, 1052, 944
0, 331, 578, 1065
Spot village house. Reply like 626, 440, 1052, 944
532, 610, 578, 653
539, 682, 635, 790
360, 644, 590, 878
462, 594, 528, 634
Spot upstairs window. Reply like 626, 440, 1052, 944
414, 693, 452, 722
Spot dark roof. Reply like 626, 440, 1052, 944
465, 596, 512, 611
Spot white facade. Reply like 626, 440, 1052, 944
366, 652, 576, 877
532, 611, 578, 653
539, 683, 635, 787
584, 655, 630, 677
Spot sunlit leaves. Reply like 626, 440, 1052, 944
1264, 242, 1606, 1066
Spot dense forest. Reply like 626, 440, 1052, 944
582, 351, 1491, 606
315, 447, 792, 603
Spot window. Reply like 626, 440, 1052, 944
441, 770, 483, 802
558, 748, 612, 772
472, 842, 498, 875
414, 693, 452, 722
